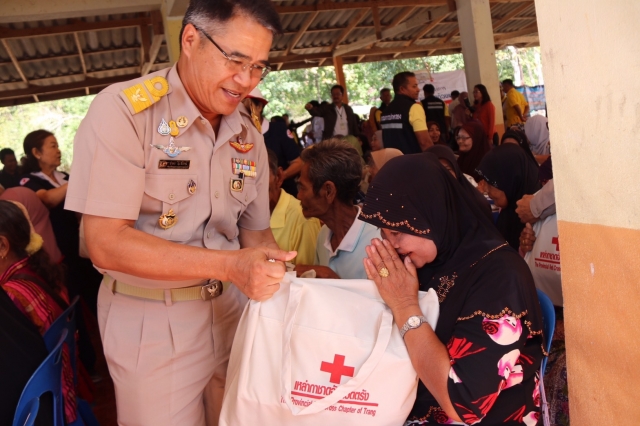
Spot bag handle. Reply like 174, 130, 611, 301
281, 280, 394, 415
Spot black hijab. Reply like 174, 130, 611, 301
360, 153, 527, 341
426, 145, 493, 223
476, 143, 541, 249
501, 129, 538, 167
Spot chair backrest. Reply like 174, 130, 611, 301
537, 289, 555, 374
13, 329, 67, 426
43, 296, 79, 381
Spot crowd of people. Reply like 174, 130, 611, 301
1, 0, 566, 425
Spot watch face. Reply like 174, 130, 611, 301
408, 316, 421, 327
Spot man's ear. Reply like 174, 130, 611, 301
323, 181, 337, 204
181, 23, 199, 59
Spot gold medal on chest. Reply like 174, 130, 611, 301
158, 209, 178, 230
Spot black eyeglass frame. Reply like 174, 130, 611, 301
192, 24, 272, 80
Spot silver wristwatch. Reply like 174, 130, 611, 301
400, 315, 428, 339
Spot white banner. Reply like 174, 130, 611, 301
413, 69, 467, 103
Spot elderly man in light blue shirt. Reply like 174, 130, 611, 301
294, 138, 379, 279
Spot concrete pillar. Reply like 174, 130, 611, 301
534, 0, 640, 424
456, 0, 504, 137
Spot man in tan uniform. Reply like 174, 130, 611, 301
65, 1, 293, 425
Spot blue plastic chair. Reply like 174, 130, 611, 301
537, 289, 555, 426
13, 330, 67, 426
537, 289, 556, 374
42, 296, 99, 426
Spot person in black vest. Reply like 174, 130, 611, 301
380, 72, 432, 154
421, 84, 449, 141
304, 85, 359, 140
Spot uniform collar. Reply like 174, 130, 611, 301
269, 189, 290, 229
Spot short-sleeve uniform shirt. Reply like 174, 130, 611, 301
66, 65, 270, 288
505, 88, 529, 127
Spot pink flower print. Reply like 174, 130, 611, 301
497, 349, 523, 389
482, 315, 522, 345
449, 366, 462, 383
533, 372, 541, 407
523, 411, 540, 426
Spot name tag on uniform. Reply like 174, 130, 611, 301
158, 159, 191, 169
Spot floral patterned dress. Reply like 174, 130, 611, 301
406, 247, 545, 425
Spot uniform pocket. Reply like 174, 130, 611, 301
229, 179, 257, 219
144, 174, 197, 242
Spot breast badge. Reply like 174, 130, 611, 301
158, 118, 171, 136
151, 137, 191, 158
176, 116, 188, 128
158, 209, 178, 230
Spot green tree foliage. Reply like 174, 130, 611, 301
0, 96, 95, 172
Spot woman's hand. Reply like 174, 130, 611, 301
364, 238, 420, 314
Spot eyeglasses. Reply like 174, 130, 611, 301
456, 135, 471, 141
192, 24, 271, 80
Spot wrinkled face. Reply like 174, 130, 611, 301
380, 90, 392, 105
1, 153, 17, 173
456, 128, 473, 152
428, 124, 441, 143
35, 136, 61, 169
486, 184, 508, 208
331, 88, 344, 105
296, 163, 329, 219
381, 228, 437, 268
179, 16, 273, 119
400, 76, 421, 100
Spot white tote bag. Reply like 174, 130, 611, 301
220, 275, 439, 426
524, 214, 563, 306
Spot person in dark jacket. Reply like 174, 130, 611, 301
304, 85, 359, 140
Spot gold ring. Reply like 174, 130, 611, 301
378, 267, 390, 278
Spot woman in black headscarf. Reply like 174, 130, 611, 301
360, 153, 543, 425
476, 143, 541, 249
426, 145, 493, 222
501, 129, 538, 168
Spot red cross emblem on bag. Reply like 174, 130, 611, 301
320, 354, 355, 384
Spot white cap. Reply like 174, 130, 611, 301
246, 87, 268, 105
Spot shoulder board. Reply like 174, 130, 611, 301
239, 107, 262, 133
119, 76, 170, 115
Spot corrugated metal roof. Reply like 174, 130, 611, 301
0, 0, 539, 105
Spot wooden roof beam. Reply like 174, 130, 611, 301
372, 5, 383, 40
0, 39, 38, 101
404, 10, 449, 46
275, 0, 444, 14
330, 9, 369, 50
141, 34, 164, 76
284, 12, 320, 56
335, 6, 448, 56
0, 17, 154, 39
492, 2, 533, 31
73, 33, 87, 76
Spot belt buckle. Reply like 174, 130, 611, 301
201, 279, 223, 300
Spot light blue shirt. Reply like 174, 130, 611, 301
314, 208, 380, 279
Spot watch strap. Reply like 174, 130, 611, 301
400, 315, 428, 339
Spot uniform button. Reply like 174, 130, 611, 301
214, 191, 220, 198
207, 232, 211, 238
169, 193, 175, 200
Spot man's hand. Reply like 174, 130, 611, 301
228, 247, 296, 301
519, 223, 536, 253
294, 264, 340, 279
516, 194, 539, 224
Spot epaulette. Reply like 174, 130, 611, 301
119, 76, 170, 115
239, 103, 262, 133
